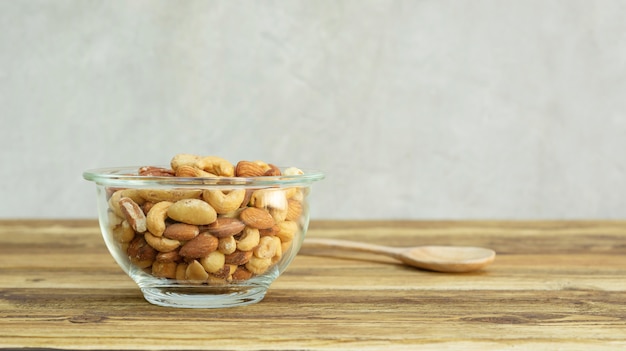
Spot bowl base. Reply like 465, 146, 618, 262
140, 285, 269, 308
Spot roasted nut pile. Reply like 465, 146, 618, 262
105, 154, 307, 285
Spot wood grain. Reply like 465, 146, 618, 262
1, 219, 625, 350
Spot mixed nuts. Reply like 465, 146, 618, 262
106, 154, 307, 285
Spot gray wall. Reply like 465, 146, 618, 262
1, 1, 625, 219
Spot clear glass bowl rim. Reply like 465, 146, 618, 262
83, 166, 325, 188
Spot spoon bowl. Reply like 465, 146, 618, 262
303, 238, 496, 273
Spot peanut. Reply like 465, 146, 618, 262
175, 263, 188, 281
185, 260, 209, 282
218, 235, 237, 255
200, 250, 225, 273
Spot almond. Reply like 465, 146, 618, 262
119, 197, 147, 233
204, 217, 245, 238
179, 232, 218, 258
263, 164, 281, 176
235, 161, 266, 177
239, 207, 275, 229
137, 189, 203, 203
152, 261, 177, 279
210, 263, 231, 279
127, 236, 157, 268
224, 250, 253, 265
232, 266, 253, 280
175, 164, 216, 178
286, 199, 303, 221
156, 250, 182, 263
138, 166, 175, 177
163, 223, 200, 241
259, 224, 280, 237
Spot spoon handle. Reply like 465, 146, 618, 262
303, 238, 401, 258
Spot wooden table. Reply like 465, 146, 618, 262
1, 220, 625, 350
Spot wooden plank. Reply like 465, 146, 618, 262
0, 220, 625, 350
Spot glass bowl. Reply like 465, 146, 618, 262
83, 165, 324, 308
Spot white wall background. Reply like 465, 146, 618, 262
1, 0, 625, 220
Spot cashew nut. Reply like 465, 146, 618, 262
269, 207, 288, 223
107, 209, 123, 227
276, 220, 298, 242
175, 165, 216, 178
194, 156, 234, 177
202, 189, 246, 214
271, 236, 283, 264
236, 226, 260, 251
112, 220, 135, 243
170, 153, 201, 171
245, 256, 272, 275
253, 235, 278, 259
144, 232, 181, 252
145, 201, 173, 237
283, 167, 304, 176
249, 188, 287, 210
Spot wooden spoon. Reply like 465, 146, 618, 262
302, 238, 496, 273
